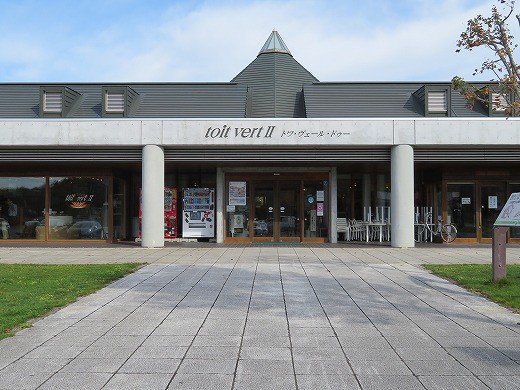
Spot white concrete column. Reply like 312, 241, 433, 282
329, 167, 338, 243
141, 145, 164, 248
216, 168, 224, 243
391, 145, 414, 248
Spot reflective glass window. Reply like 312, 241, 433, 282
49, 177, 109, 240
0, 177, 45, 240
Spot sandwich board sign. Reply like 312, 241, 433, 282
494, 192, 520, 227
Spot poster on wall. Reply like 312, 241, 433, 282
317, 202, 324, 217
229, 181, 247, 206
488, 196, 498, 209
316, 190, 324, 202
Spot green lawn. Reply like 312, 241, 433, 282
424, 264, 520, 313
0, 263, 142, 339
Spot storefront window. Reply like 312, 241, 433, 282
49, 177, 109, 240
0, 177, 45, 240
447, 183, 476, 238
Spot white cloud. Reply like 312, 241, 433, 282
0, 0, 503, 82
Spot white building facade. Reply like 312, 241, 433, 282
0, 32, 518, 247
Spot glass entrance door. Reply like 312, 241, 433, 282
252, 181, 301, 241
253, 182, 274, 239
279, 184, 300, 241
479, 183, 507, 241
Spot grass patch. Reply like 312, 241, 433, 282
0, 263, 142, 339
424, 264, 520, 313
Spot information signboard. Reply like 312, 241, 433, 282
494, 192, 520, 227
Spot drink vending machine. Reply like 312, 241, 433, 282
182, 188, 214, 238
164, 187, 178, 238
138, 187, 178, 239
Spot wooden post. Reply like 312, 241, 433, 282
492, 226, 508, 281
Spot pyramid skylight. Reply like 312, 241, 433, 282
258, 30, 291, 56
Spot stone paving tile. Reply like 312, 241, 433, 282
102, 373, 172, 390
405, 358, 472, 376
78, 345, 138, 359
237, 359, 294, 375
177, 358, 237, 375
166, 373, 234, 390
418, 375, 489, 390
241, 335, 291, 347
500, 348, 520, 361
446, 346, 516, 361
294, 358, 354, 375
461, 358, 520, 375
343, 347, 400, 361
0, 357, 70, 374
118, 358, 181, 374
240, 346, 292, 360
37, 372, 112, 390
185, 346, 239, 360
58, 357, 126, 373
291, 346, 345, 361
24, 344, 87, 359
395, 347, 452, 361
296, 374, 361, 390
478, 376, 520, 390
0, 372, 54, 390
356, 374, 426, 390
191, 335, 242, 347
350, 359, 413, 376
233, 373, 296, 390
131, 345, 187, 359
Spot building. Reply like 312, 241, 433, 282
0, 31, 519, 247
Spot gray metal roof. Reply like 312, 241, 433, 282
303, 82, 492, 118
232, 52, 318, 117
0, 83, 247, 118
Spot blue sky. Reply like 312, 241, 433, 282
0, 0, 502, 82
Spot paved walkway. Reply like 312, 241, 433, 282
0, 245, 519, 389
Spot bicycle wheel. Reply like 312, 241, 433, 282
414, 224, 426, 243
440, 224, 457, 243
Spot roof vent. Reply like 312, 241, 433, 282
258, 30, 291, 56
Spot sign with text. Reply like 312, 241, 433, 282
494, 192, 520, 227
162, 120, 395, 146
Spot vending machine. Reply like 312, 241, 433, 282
138, 187, 178, 239
164, 187, 178, 239
182, 188, 214, 238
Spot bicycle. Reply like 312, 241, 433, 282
414, 212, 457, 243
